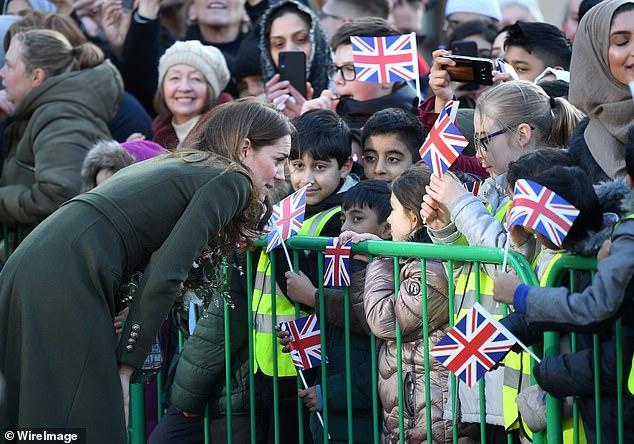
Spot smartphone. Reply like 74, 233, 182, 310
446, 55, 495, 85
450, 40, 478, 57
279, 51, 307, 98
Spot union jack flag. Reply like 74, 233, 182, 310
323, 238, 352, 287
463, 180, 482, 197
350, 33, 418, 83
430, 303, 517, 387
419, 101, 469, 177
280, 314, 323, 371
508, 179, 580, 248
266, 185, 308, 252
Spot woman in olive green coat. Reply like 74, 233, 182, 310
0, 99, 292, 443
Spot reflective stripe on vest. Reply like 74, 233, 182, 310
252, 207, 341, 377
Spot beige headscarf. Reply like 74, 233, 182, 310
569, 0, 634, 179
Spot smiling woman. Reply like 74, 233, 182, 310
568, 0, 634, 181
152, 40, 231, 151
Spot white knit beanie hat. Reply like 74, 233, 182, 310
498, 0, 544, 22
158, 40, 230, 99
445, 0, 502, 21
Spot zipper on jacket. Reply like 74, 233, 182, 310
15, 159, 35, 173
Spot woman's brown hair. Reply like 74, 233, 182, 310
12, 29, 103, 77
176, 98, 296, 249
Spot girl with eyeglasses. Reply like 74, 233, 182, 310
419, 80, 583, 439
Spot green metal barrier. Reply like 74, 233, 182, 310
541, 255, 624, 444
127, 239, 625, 444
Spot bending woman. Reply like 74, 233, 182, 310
0, 99, 292, 443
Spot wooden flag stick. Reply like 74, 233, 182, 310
298, 370, 331, 439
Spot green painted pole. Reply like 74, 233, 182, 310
246, 251, 257, 444
420, 260, 433, 441
129, 384, 145, 444
447, 260, 458, 444
317, 252, 329, 443
343, 286, 354, 443
393, 257, 404, 444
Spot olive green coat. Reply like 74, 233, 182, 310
0, 156, 251, 443
0, 60, 122, 224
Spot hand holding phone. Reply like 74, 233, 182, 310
445, 55, 495, 86
278, 51, 307, 98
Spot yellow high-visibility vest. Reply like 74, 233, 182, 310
252, 206, 341, 376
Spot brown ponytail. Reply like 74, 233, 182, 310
547, 96, 585, 147
14, 29, 103, 78
71, 42, 104, 70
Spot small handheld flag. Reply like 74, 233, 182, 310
508, 179, 580, 248
430, 303, 518, 387
350, 34, 418, 83
266, 185, 308, 252
323, 238, 352, 287
419, 101, 469, 177
280, 314, 323, 371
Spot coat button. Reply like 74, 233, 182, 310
131, 324, 141, 332
130, 331, 139, 338
128, 338, 136, 344
125, 345, 134, 351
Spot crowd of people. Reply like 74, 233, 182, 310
0, 0, 632, 442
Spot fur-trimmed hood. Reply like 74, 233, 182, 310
258, 0, 332, 97
571, 177, 631, 256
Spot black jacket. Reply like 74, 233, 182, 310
568, 118, 611, 184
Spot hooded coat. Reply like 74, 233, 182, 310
502, 180, 634, 444
0, 60, 122, 225
259, 0, 331, 98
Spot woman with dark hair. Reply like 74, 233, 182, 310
260, 0, 331, 118
0, 99, 293, 443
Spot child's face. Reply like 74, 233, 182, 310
341, 204, 390, 239
362, 133, 414, 182
387, 193, 417, 242
332, 44, 391, 101
475, 113, 518, 177
288, 152, 351, 205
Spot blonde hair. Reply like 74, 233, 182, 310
14, 29, 103, 77
476, 80, 584, 148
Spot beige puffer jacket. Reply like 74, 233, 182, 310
363, 257, 477, 443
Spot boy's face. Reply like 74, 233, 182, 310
288, 152, 352, 205
341, 205, 390, 239
332, 44, 391, 101
504, 45, 547, 81
362, 133, 415, 182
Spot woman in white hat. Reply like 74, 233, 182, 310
152, 40, 231, 151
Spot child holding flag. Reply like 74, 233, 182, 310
252, 109, 357, 442
419, 80, 583, 435
344, 166, 478, 443
491, 138, 634, 443
278, 180, 393, 443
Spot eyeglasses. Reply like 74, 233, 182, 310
474, 128, 508, 153
328, 63, 356, 81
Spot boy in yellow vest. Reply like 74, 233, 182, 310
252, 109, 356, 442
493, 150, 634, 443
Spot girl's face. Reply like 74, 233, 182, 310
269, 12, 313, 69
608, 9, 634, 85
163, 64, 210, 124
474, 113, 521, 177
387, 192, 418, 242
